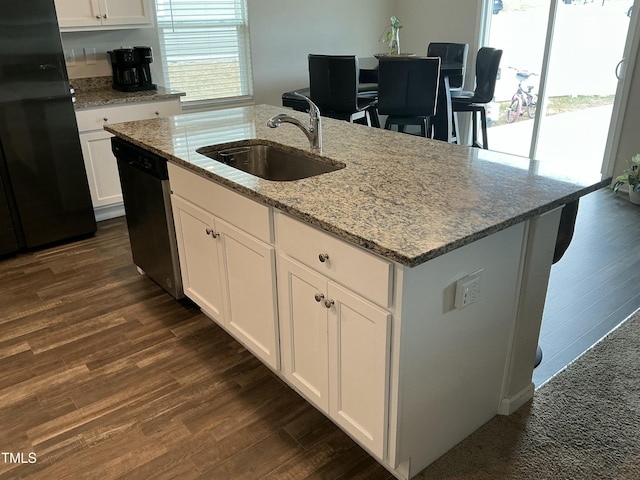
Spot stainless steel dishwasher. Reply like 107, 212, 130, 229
112, 137, 184, 299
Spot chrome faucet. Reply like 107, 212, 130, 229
267, 93, 322, 151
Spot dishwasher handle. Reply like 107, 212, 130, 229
111, 136, 169, 180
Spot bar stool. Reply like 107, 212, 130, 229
377, 56, 441, 137
426, 42, 469, 91
308, 54, 379, 127
450, 47, 503, 149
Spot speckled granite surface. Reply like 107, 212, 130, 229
105, 104, 610, 267
71, 76, 185, 109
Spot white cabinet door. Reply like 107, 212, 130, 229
54, 0, 102, 28
55, 0, 151, 30
277, 255, 329, 412
79, 129, 121, 209
217, 218, 279, 370
278, 254, 391, 455
76, 100, 181, 220
171, 195, 226, 324
327, 282, 391, 459
100, 0, 150, 27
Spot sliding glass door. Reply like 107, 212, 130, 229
485, 0, 634, 179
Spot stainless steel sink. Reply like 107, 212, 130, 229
196, 142, 344, 181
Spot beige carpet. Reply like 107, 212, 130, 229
417, 308, 640, 480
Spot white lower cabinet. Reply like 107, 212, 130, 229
171, 195, 225, 322
277, 254, 391, 458
79, 129, 122, 213
168, 163, 391, 464
277, 256, 330, 411
170, 187, 279, 370
164, 163, 546, 479
218, 218, 279, 369
76, 99, 181, 221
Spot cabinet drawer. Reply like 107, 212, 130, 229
168, 163, 272, 243
75, 100, 180, 132
275, 212, 392, 308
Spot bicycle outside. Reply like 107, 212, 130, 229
505, 67, 538, 123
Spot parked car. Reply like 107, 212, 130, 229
493, 0, 503, 14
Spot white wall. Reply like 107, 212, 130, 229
58, 1, 485, 104
396, 0, 482, 66
247, 0, 393, 106
247, 0, 484, 106
61, 27, 164, 85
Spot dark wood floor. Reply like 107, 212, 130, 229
534, 187, 640, 386
0, 220, 393, 480
1, 186, 637, 479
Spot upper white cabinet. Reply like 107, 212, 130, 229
55, 0, 152, 31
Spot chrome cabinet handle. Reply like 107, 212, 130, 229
318, 253, 329, 263
96, 15, 101, 19
103, 14, 107, 19
103, 117, 108, 122
324, 299, 334, 309
205, 228, 219, 238
314, 293, 324, 302
155, 111, 160, 116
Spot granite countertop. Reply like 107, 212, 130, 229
71, 76, 185, 109
105, 104, 610, 267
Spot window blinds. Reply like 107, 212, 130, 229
155, 0, 253, 105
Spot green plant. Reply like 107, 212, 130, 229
613, 154, 640, 193
378, 16, 403, 43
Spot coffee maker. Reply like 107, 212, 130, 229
108, 46, 157, 92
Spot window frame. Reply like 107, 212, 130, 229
154, 0, 253, 109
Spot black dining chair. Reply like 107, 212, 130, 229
308, 54, 379, 127
377, 56, 441, 137
450, 47, 503, 149
426, 42, 469, 91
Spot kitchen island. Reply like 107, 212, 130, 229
106, 104, 609, 479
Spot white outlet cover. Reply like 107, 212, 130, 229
454, 270, 483, 309
64, 49, 76, 67
84, 47, 97, 65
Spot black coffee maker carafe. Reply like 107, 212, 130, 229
108, 46, 157, 92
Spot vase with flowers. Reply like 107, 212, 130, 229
378, 16, 403, 55
612, 153, 640, 205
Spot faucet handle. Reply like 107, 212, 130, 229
294, 92, 321, 119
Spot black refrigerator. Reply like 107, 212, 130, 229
0, 0, 96, 256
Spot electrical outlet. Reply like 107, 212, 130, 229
64, 49, 76, 67
454, 270, 483, 309
84, 47, 97, 65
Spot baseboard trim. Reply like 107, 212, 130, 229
499, 382, 535, 415
95, 203, 125, 222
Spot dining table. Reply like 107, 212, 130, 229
281, 55, 464, 143
358, 55, 464, 143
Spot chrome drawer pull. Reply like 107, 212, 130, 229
314, 293, 324, 303
318, 253, 329, 263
